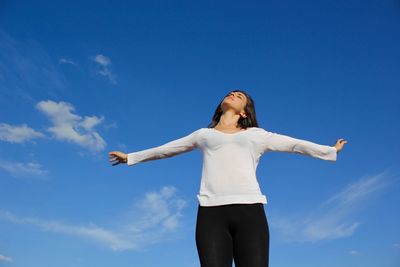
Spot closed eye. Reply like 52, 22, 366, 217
235, 93, 244, 99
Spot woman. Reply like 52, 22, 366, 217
108, 90, 347, 267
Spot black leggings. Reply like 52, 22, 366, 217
195, 203, 269, 267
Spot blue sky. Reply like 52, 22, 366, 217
0, 0, 399, 266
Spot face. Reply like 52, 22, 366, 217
221, 91, 248, 118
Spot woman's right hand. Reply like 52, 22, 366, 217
108, 151, 128, 166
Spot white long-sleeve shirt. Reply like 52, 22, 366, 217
127, 127, 337, 207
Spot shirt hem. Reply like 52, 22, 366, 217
197, 194, 267, 207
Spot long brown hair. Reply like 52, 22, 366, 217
208, 90, 259, 129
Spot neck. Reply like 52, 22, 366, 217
217, 110, 241, 129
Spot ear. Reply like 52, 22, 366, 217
240, 111, 247, 118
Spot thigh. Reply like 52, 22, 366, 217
232, 203, 269, 267
195, 205, 233, 267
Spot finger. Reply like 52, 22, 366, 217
109, 158, 120, 163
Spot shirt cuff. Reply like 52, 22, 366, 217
127, 153, 137, 166
330, 146, 338, 161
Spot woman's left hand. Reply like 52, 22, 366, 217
334, 139, 348, 153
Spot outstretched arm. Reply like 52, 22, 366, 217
261, 129, 338, 161
125, 128, 202, 166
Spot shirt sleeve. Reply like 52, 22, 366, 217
260, 129, 337, 161
127, 128, 202, 166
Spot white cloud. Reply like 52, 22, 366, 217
0, 254, 12, 262
36, 100, 106, 151
93, 54, 110, 66
0, 185, 188, 251
270, 170, 393, 242
0, 123, 45, 143
0, 159, 49, 178
59, 58, 77, 65
126, 186, 188, 235
90, 54, 116, 84
349, 250, 360, 256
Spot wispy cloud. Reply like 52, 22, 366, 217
36, 100, 106, 151
0, 209, 133, 251
0, 254, 12, 262
0, 29, 66, 102
0, 185, 188, 251
59, 58, 77, 65
0, 122, 45, 143
320, 171, 392, 207
348, 250, 360, 256
90, 54, 116, 84
270, 170, 395, 242
0, 159, 49, 178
